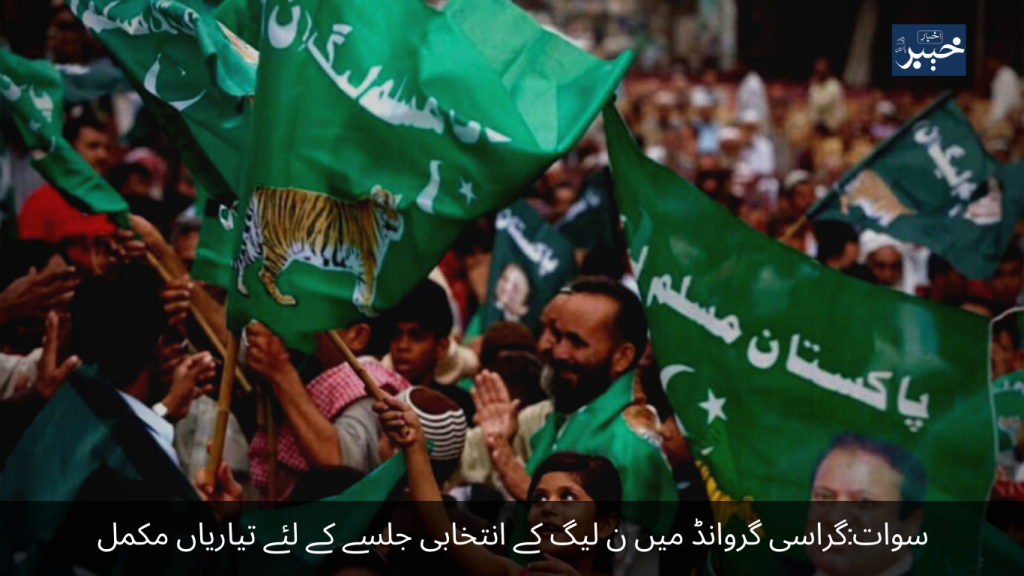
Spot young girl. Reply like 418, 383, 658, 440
375, 395, 623, 576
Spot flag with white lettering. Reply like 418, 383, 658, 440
480, 200, 575, 333
225, 0, 632, 348
68, 0, 258, 205
605, 103, 995, 576
0, 50, 129, 224
810, 93, 1023, 279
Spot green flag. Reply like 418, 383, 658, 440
526, 371, 678, 536
555, 167, 619, 252
811, 93, 1023, 279
191, 181, 237, 288
240, 454, 407, 575
225, 0, 632, 348
0, 366, 207, 576
604, 104, 995, 575
994, 370, 1024, 451
479, 199, 576, 333
0, 50, 129, 223
214, 0, 263, 48
68, 0, 258, 204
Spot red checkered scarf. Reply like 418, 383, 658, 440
248, 359, 409, 500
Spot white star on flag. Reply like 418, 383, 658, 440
458, 179, 476, 205
699, 388, 727, 425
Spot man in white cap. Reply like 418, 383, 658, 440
737, 109, 776, 177
859, 230, 914, 294
690, 87, 721, 155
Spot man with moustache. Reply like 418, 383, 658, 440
469, 276, 677, 530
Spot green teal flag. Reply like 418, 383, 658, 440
605, 104, 995, 575
555, 167, 619, 252
0, 366, 210, 576
0, 50, 129, 223
191, 181, 236, 288
241, 454, 407, 575
811, 93, 1023, 279
994, 370, 1024, 451
68, 0, 258, 205
479, 199, 576, 333
526, 371, 678, 536
225, 0, 632, 348
214, 0, 263, 48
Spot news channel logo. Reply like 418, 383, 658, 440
892, 24, 966, 76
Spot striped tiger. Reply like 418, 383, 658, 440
233, 185, 404, 312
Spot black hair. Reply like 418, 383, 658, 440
385, 280, 452, 339
0, 240, 60, 292
69, 264, 166, 389
993, 314, 1021, 350
561, 275, 648, 371
927, 254, 956, 280
528, 452, 623, 514
813, 221, 858, 264
814, 433, 927, 519
107, 162, 153, 193
580, 246, 628, 281
62, 114, 106, 145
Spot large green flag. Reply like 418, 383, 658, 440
0, 50, 129, 223
479, 199, 575, 333
0, 366, 211, 576
604, 104, 995, 575
225, 0, 632, 348
240, 454, 407, 575
810, 93, 1023, 279
68, 0, 258, 205
214, 0, 263, 48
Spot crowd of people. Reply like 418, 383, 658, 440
1, 4, 1024, 576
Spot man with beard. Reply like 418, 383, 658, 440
469, 276, 677, 534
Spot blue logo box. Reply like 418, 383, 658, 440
892, 24, 966, 76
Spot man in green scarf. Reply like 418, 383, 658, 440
471, 275, 677, 535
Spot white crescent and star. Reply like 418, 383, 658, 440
144, 54, 205, 112
699, 388, 727, 425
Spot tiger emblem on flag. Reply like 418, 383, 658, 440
233, 185, 404, 313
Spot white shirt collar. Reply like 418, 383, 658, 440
117, 391, 180, 468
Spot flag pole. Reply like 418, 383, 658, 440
778, 214, 808, 244
266, 389, 278, 506
327, 330, 385, 401
144, 250, 252, 393
206, 331, 239, 483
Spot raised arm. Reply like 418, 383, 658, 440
374, 395, 520, 576
245, 322, 343, 467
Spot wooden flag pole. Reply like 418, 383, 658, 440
778, 214, 808, 244
265, 388, 278, 506
327, 330, 409, 439
145, 250, 252, 393
327, 330, 385, 401
206, 331, 239, 483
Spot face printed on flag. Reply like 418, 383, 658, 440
604, 104, 993, 576
813, 94, 1023, 279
